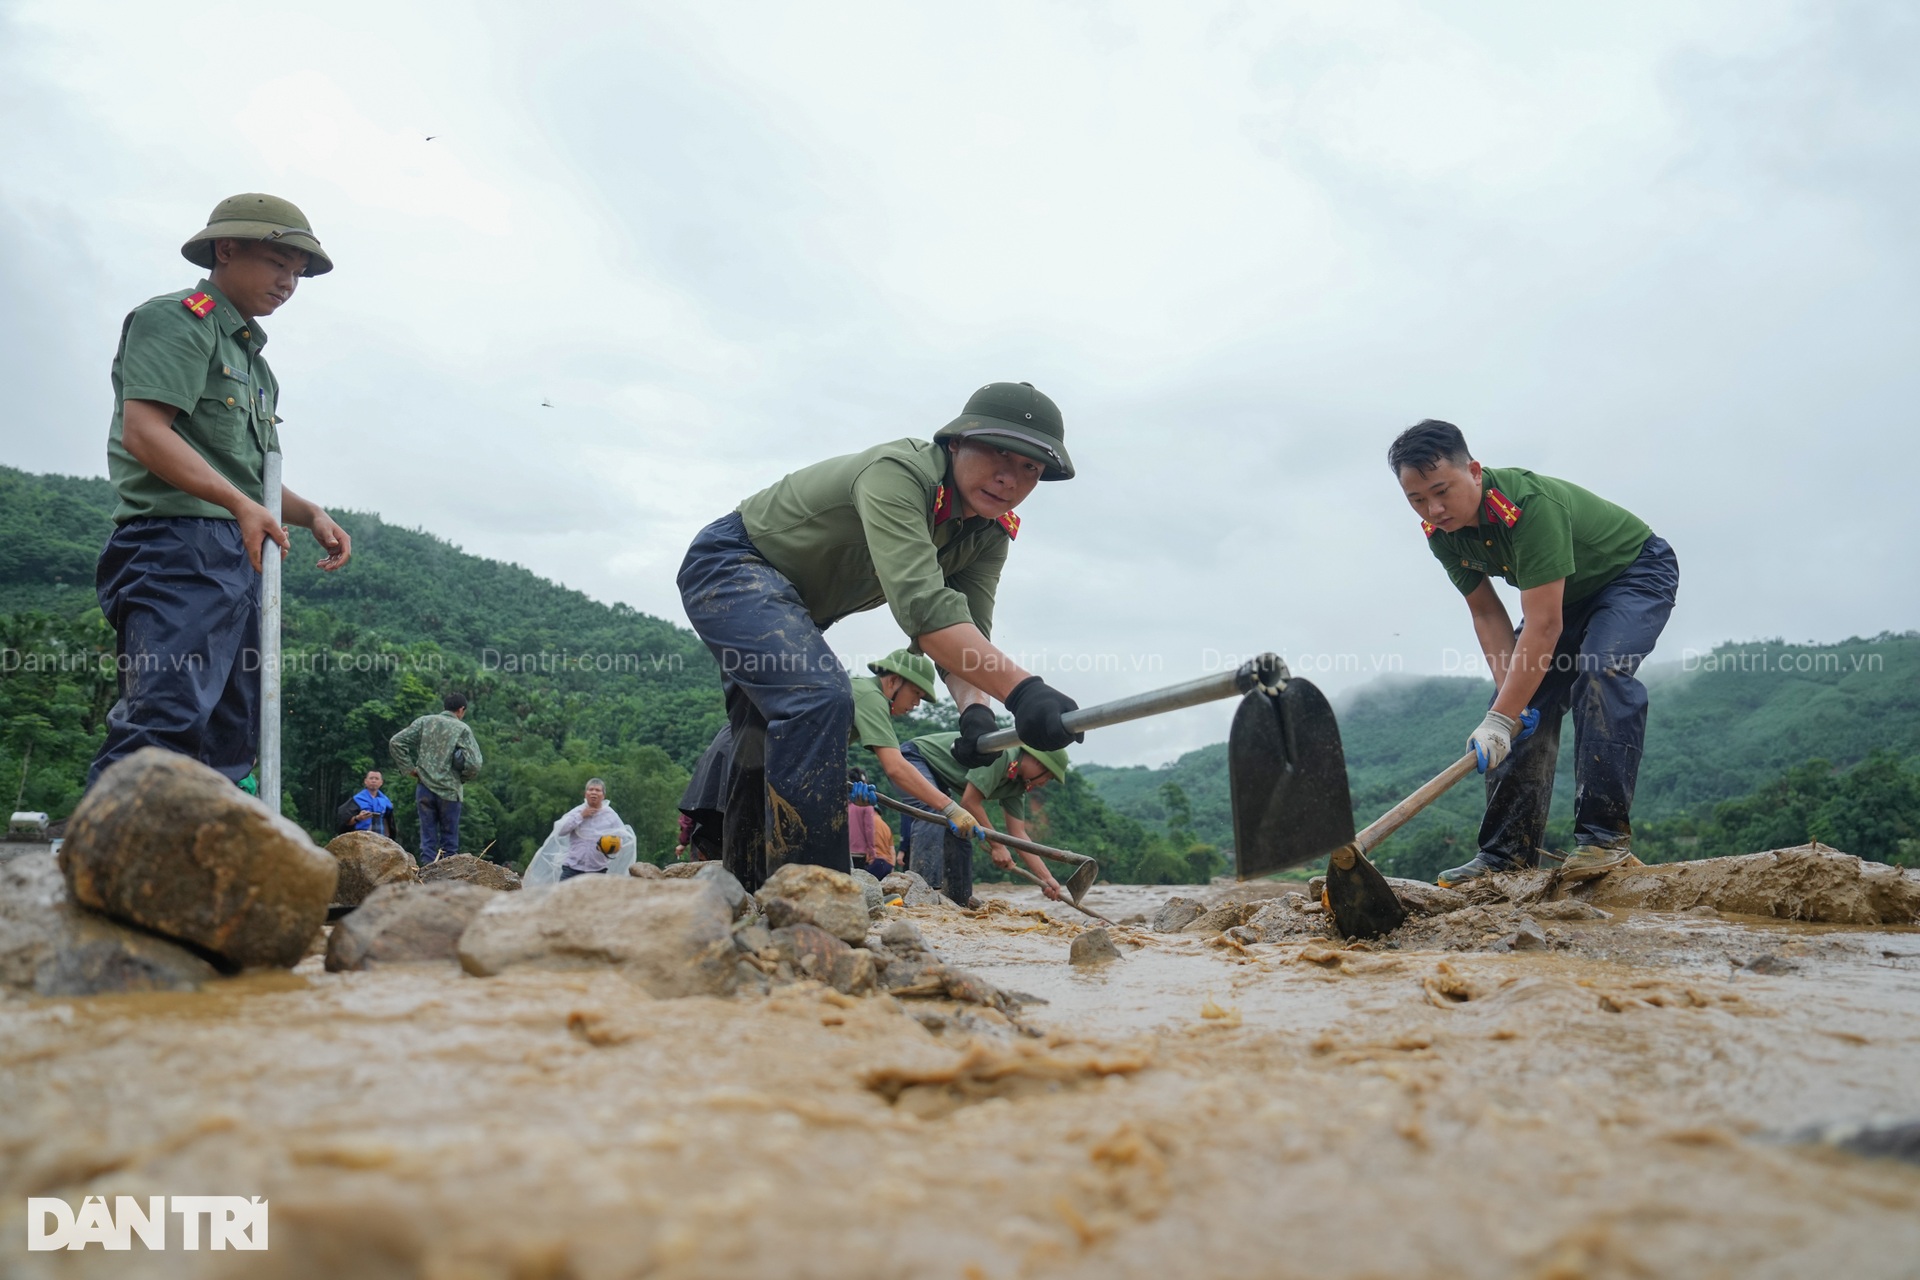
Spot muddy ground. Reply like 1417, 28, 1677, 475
4, 858, 1919, 1279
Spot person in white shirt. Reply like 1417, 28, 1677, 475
557, 778, 626, 879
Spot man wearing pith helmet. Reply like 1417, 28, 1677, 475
87, 194, 351, 790
677, 381, 1084, 892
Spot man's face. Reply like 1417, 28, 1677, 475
584, 782, 605, 807
364, 771, 383, 792
1009, 754, 1054, 791
881, 674, 924, 717
948, 440, 1044, 521
210, 238, 308, 319
1398, 457, 1484, 533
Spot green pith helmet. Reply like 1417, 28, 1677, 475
935, 381, 1074, 481
1021, 745, 1070, 786
181, 193, 333, 277
868, 649, 939, 701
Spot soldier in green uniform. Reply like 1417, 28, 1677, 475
88, 194, 349, 789
1388, 419, 1680, 885
845, 648, 983, 836
676, 381, 1083, 891
896, 730, 1069, 905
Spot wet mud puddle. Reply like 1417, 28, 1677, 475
4, 884, 1920, 1279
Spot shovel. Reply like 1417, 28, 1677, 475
1321, 751, 1485, 938
974, 653, 1290, 756
866, 791, 1100, 905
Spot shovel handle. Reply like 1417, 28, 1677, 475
867, 791, 1092, 868
976, 653, 1288, 754
1005, 864, 1113, 926
1354, 752, 1479, 856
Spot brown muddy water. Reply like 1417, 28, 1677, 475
5, 880, 1919, 1279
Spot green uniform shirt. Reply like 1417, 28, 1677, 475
1426, 467, 1651, 604
389, 712, 484, 803
906, 732, 1028, 823
106, 281, 283, 524
849, 675, 901, 753
736, 438, 1012, 638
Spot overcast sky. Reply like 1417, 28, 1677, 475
3, 0, 1915, 768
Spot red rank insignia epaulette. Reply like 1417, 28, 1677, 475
1421, 520, 1439, 538
996, 511, 1020, 540
932, 483, 957, 526
1483, 487, 1521, 528
182, 292, 216, 319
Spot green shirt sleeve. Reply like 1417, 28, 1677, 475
1430, 535, 1486, 596
118, 299, 217, 413
946, 535, 1006, 641
389, 718, 422, 772
457, 723, 483, 778
1510, 497, 1576, 591
849, 677, 899, 752
852, 460, 983, 639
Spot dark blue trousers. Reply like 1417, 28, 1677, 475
416, 786, 462, 863
898, 742, 975, 905
89, 519, 260, 789
677, 513, 853, 892
1480, 535, 1680, 867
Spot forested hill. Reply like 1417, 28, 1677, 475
1081, 632, 1920, 878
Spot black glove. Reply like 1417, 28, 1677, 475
950, 703, 1001, 769
1005, 676, 1083, 750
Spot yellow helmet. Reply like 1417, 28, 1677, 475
597, 833, 622, 856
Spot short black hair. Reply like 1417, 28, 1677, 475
443, 692, 468, 712
1388, 420, 1472, 475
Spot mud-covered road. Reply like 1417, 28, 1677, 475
5, 875, 1919, 1279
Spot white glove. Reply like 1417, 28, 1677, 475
1468, 710, 1518, 773
942, 800, 980, 841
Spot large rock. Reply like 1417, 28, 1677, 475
694, 861, 751, 919
1388, 878, 1470, 918
880, 870, 952, 910
420, 853, 522, 892
458, 877, 737, 997
849, 867, 886, 918
1584, 844, 1920, 925
326, 831, 419, 908
59, 749, 336, 969
755, 864, 868, 944
325, 881, 493, 971
1151, 896, 1206, 933
1070, 927, 1123, 966
1, 850, 220, 995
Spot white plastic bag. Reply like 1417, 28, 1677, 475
523, 814, 639, 885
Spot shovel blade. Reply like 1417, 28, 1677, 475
1230, 679, 1356, 880
1063, 858, 1099, 906
1326, 845, 1408, 939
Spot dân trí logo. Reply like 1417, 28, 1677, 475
27, 1196, 268, 1251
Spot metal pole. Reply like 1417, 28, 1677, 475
975, 652, 1287, 754
258, 452, 283, 814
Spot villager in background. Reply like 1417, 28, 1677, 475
1390, 419, 1680, 887
86, 194, 350, 791
846, 767, 898, 878
337, 768, 395, 838
675, 724, 732, 861
389, 693, 483, 864
898, 730, 1069, 906
676, 382, 1085, 892
556, 778, 627, 880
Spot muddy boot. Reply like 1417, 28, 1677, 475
1559, 844, 1635, 882
1437, 854, 1506, 888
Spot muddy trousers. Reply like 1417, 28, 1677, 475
1480, 535, 1680, 868
89, 518, 260, 790
678, 513, 854, 893
898, 742, 975, 906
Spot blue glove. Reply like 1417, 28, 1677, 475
1515, 707, 1541, 741
849, 781, 878, 805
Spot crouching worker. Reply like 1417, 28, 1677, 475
1389, 419, 1679, 886
88, 194, 349, 789
677, 382, 1084, 892
897, 732, 1068, 906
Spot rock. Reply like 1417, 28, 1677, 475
880, 919, 928, 953
1584, 844, 1920, 925
457, 877, 737, 997
419, 854, 522, 892
1387, 878, 1469, 918
59, 748, 336, 969
829, 948, 878, 996
755, 864, 868, 944
942, 966, 1012, 1011
1742, 953, 1799, 975
694, 861, 750, 919
325, 881, 493, 971
1306, 876, 1326, 903
1, 850, 220, 995
660, 860, 707, 879
732, 921, 774, 955
1792, 1117, 1920, 1165
881, 870, 950, 909
628, 862, 665, 880
770, 922, 851, 979
849, 867, 886, 918
1531, 900, 1612, 922
1069, 927, 1123, 966
1151, 896, 1206, 933
1183, 901, 1262, 934
325, 831, 419, 908
1488, 915, 1550, 953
